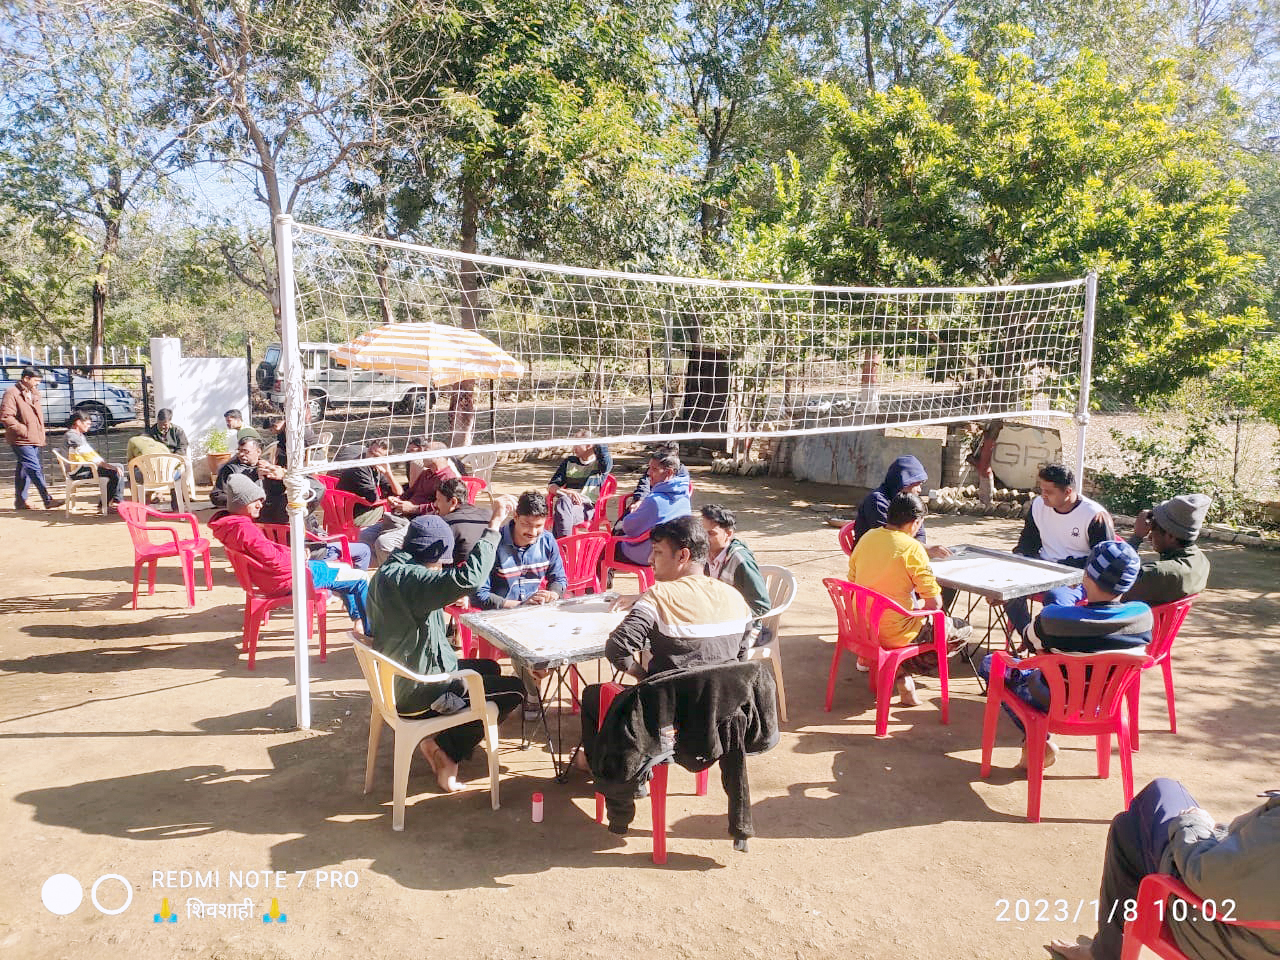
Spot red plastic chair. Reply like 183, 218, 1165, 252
116, 500, 213, 609
1121, 872, 1280, 959
1126, 594, 1197, 750
589, 491, 633, 533
316, 473, 340, 493
592, 682, 709, 865
600, 531, 656, 592
822, 578, 951, 738
260, 522, 354, 565
557, 530, 610, 597
458, 475, 487, 504
838, 520, 857, 556
321, 488, 385, 540
980, 650, 1152, 822
223, 545, 328, 670
444, 598, 502, 661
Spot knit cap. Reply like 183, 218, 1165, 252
1152, 493, 1211, 542
225, 473, 266, 511
1085, 540, 1141, 595
402, 514, 454, 564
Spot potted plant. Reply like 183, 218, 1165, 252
204, 427, 232, 478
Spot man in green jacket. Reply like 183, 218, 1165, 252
367, 493, 522, 794
1124, 493, 1212, 608
700, 504, 773, 650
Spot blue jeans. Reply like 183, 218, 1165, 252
307, 560, 370, 633
1005, 584, 1086, 635
11, 444, 51, 507
978, 653, 1052, 738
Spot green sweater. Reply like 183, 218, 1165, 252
367, 528, 499, 715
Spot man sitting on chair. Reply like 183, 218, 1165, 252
367, 496, 525, 794
209, 474, 371, 634
210, 436, 282, 508
978, 540, 1151, 773
547, 429, 612, 537
700, 504, 772, 649
615, 449, 692, 565
851, 455, 950, 560
848, 492, 972, 707
1006, 462, 1116, 638
1123, 493, 1212, 607
63, 410, 124, 508
434, 477, 493, 566
1046, 778, 1280, 960
577, 515, 753, 770
336, 438, 401, 529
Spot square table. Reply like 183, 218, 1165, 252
930, 545, 1084, 683
460, 593, 625, 781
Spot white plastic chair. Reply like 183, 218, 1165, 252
351, 636, 501, 831
52, 451, 110, 516
128, 453, 188, 511
747, 565, 797, 722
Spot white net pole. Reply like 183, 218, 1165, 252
1074, 270, 1098, 485
274, 213, 312, 731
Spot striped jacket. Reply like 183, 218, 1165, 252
472, 523, 568, 609
606, 575, 753, 676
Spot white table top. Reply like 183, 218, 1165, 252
459, 593, 626, 670
930, 544, 1083, 602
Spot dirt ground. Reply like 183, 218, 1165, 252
1, 461, 1277, 960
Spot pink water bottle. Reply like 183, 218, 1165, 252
531, 792, 544, 823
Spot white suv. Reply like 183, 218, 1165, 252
0, 356, 138, 432
265, 342, 436, 421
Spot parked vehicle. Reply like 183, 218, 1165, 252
265, 342, 436, 421
0, 356, 138, 432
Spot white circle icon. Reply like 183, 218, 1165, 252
90, 874, 133, 916
41, 874, 83, 915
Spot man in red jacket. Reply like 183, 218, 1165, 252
210, 474, 370, 632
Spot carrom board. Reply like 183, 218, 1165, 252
930, 545, 1082, 602
459, 593, 625, 670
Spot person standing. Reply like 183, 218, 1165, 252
2, 366, 58, 510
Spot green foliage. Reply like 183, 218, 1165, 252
1092, 418, 1254, 525
731, 50, 1269, 400
203, 427, 230, 454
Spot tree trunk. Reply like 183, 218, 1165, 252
90, 167, 124, 365
969, 419, 1004, 505
450, 180, 481, 448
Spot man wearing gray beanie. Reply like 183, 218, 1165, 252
1124, 493, 1212, 607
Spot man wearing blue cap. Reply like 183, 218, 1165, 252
979, 539, 1152, 771
367, 493, 525, 794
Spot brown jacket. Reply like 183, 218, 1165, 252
1, 382, 47, 447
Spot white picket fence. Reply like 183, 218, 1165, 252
3, 343, 146, 366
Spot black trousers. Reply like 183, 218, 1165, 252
1090, 777, 1198, 960
578, 683, 607, 767
430, 659, 524, 764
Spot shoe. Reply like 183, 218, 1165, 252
44, 499, 63, 510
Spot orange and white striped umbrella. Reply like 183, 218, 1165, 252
331, 322, 525, 388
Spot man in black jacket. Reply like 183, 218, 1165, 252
336, 439, 401, 528
576, 515, 752, 768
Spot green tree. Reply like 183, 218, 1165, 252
0, 0, 183, 361
372, 0, 694, 442
735, 51, 1267, 398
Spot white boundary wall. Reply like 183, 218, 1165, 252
150, 338, 249, 482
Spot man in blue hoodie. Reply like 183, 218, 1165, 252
852, 455, 950, 560
617, 450, 692, 565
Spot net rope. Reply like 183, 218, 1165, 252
283, 222, 1090, 473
